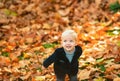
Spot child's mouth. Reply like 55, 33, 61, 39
66, 46, 71, 49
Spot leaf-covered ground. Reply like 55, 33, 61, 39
0, 0, 120, 81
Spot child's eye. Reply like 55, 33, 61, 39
64, 40, 67, 42
70, 40, 73, 42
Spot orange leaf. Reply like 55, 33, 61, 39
32, 77, 36, 81
97, 27, 107, 36
114, 78, 120, 81
9, 53, 19, 62
4, 57, 11, 65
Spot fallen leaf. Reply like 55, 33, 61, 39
35, 76, 45, 81
79, 69, 91, 80
114, 78, 120, 81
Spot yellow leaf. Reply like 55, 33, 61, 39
35, 76, 45, 81
23, 53, 32, 59
94, 77, 105, 81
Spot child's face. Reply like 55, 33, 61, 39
61, 36, 76, 52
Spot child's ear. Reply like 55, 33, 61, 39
76, 41, 78, 46
61, 41, 63, 45
61, 40, 62, 44
75, 43, 77, 46
76, 43, 77, 45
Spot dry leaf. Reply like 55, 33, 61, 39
35, 76, 45, 81
79, 69, 91, 80
114, 78, 120, 81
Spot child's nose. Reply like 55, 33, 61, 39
66, 41, 71, 44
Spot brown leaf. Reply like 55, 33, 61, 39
78, 69, 91, 80
9, 53, 19, 62
3, 67, 12, 73
20, 72, 32, 80
58, 8, 70, 16
0, 17, 9, 24
114, 78, 120, 81
95, 0, 102, 7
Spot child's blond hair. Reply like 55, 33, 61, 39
61, 30, 77, 40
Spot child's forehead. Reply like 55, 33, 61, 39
62, 33, 73, 36
62, 33, 76, 37
61, 30, 77, 40
62, 31, 73, 35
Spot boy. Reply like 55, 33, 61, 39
43, 29, 82, 81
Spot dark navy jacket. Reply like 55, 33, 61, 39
43, 45, 82, 76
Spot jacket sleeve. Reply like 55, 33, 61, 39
76, 45, 83, 57
43, 50, 57, 68
79, 46, 83, 56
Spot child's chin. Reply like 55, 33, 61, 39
66, 49, 72, 52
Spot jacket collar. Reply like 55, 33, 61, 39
60, 46, 78, 63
